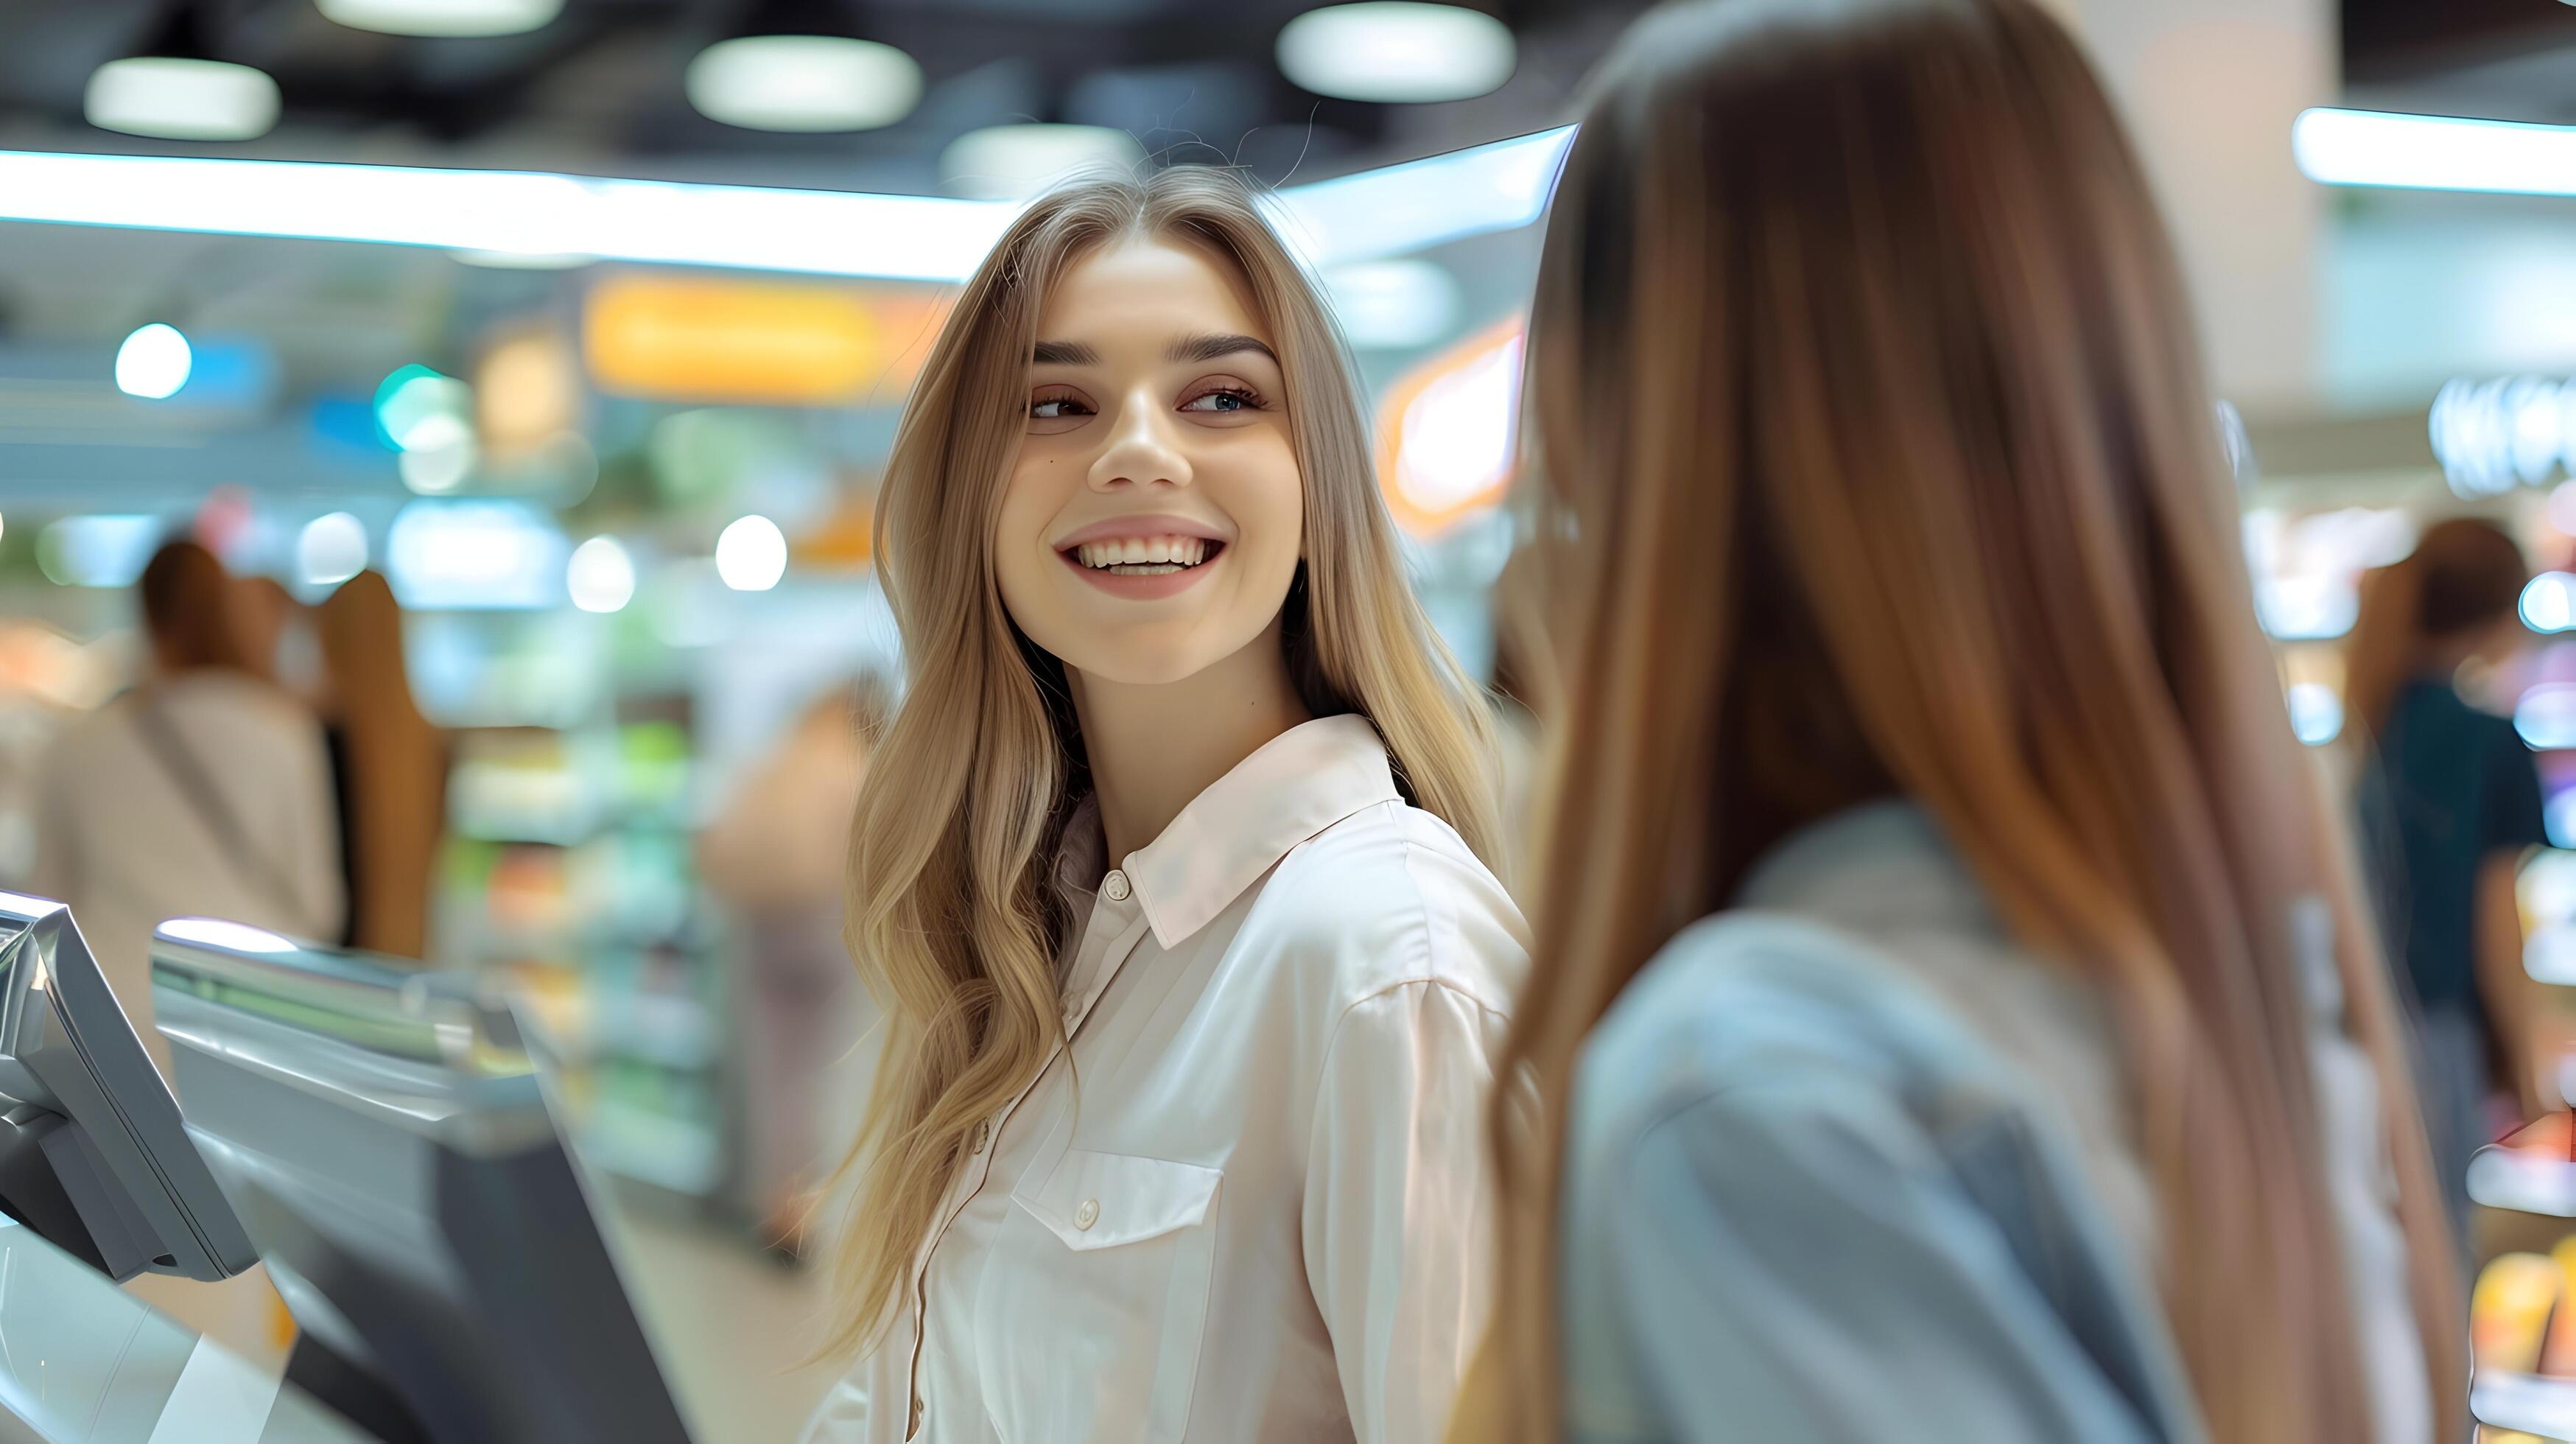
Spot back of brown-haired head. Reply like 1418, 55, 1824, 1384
138, 539, 250, 675
1466, 1, 2463, 1441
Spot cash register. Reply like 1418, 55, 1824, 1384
0, 891, 256, 1285
150, 917, 695, 1444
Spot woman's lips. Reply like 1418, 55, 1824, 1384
1051, 513, 1227, 549
1058, 540, 1224, 600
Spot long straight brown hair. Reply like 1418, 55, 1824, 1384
317, 571, 445, 959
819, 167, 1501, 1357
1461, 2, 2463, 1440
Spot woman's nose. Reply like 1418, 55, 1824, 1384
1088, 389, 1193, 492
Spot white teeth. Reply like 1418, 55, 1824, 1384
1072, 536, 1212, 571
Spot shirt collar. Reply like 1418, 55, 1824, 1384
1120, 713, 1400, 949
1733, 799, 2001, 942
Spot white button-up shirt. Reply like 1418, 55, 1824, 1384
805, 714, 1527, 1444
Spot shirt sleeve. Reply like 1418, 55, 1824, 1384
2483, 718, 2549, 855
1301, 978, 1509, 1444
1562, 1075, 2168, 1444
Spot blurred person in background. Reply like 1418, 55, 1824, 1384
315, 570, 447, 960
698, 673, 891, 1258
2347, 518, 2549, 1247
231, 573, 297, 685
32, 539, 343, 1069
1457, 2, 2461, 1443
30, 538, 342, 1367
807, 169, 1523, 1443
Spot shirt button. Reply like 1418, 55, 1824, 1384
1075, 1198, 1101, 1230
1102, 869, 1131, 902
970, 1119, 992, 1154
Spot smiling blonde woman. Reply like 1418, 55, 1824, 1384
802, 168, 1524, 1444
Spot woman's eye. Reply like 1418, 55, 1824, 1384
1029, 395, 1093, 421
1180, 388, 1262, 414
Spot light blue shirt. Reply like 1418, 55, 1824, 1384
1559, 801, 2414, 1443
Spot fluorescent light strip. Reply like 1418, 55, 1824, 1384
2293, 107, 2576, 197
1269, 127, 1575, 267
0, 127, 1579, 280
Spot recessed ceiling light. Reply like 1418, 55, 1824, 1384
1277, 3, 1516, 105
116, 323, 194, 399
85, 57, 281, 142
940, 125, 1145, 200
315, 0, 564, 38
685, 35, 923, 133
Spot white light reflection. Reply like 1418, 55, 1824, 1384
1396, 331, 1523, 516
2517, 684, 2576, 751
296, 512, 369, 587
158, 916, 298, 954
385, 500, 566, 610
2286, 683, 2343, 746
715, 515, 788, 592
567, 536, 636, 614
2526, 572, 2576, 634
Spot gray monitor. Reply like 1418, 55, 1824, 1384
0, 891, 259, 1283
151, 917, 695, 1444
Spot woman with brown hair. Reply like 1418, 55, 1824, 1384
1458, 1, 2460, 1442
2347, 518, 2547, 1247
315, 570, 447, 960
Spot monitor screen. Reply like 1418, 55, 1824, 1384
0, 892, 257, 1283
151, 917, 693, 1444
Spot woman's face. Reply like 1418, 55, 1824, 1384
992, 236, 1305, 687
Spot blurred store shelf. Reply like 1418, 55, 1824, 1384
2477, 1117, 2576, 1218
2474, 1370, 2576, 1440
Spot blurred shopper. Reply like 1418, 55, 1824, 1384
807, 170, 1520, 1443
2347, 519, 2547, 1244
31, 539, 340, 1370
698, 674, 890, 1255
32, 540, 343, 1072
315, 570, 447, 960
231, 574, 297, 685
1457, 4, 2460, 1443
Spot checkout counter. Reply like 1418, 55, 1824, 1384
0, 1210, 364, 1443
0, 892, 695, 1443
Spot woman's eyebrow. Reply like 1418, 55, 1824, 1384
1167, 332, 1278, 365
1031, 340, 1101, 365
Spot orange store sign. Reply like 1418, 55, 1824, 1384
583, 274, 947, 406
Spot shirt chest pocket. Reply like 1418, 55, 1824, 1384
972, 1149, 1223, 1444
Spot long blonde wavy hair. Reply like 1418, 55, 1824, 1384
1459, 1, 2462, 1441
820, 167, 1501, 1356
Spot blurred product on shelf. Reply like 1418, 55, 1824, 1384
317, 570, 449, 959
2351, 519, 2554, 1250
2470, 1235, 2576, 1439
695, 673, 888, 1255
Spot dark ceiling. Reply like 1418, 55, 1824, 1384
0, 0, 1652, 192
2344, 0, 2576, 125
